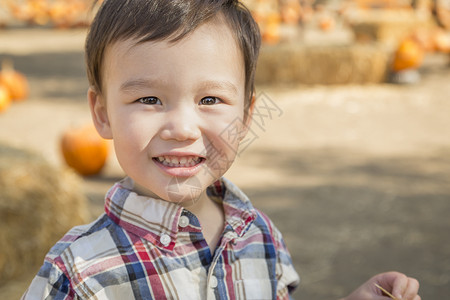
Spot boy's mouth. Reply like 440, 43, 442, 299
153, 155, 205, 168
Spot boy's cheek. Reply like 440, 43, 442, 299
219, 119, 249, 147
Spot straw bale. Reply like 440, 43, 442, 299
256, 43, 389, 85
0, 143, 89, 284
349, 10, 435, 48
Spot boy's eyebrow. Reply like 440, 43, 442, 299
196, 80, 239, 96
120, 78, 239, 96
119, 78, 168, 92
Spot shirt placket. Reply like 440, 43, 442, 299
206, 227, 238, 300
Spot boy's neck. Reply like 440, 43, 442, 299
132, 180, 225, 253
180, 189, 214, 215
131, 180, 217, 214
133, 182, 225, 231
185, 190, 225, 254
133, 183, 225, 254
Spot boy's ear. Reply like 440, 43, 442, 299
244, 93, 256, 127
88, 87, 113, 139
240, 93, 256, 140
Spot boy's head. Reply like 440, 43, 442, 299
85, 0, 261, 113
86, 0, 261, 205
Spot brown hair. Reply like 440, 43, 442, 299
85, 0, 261, 112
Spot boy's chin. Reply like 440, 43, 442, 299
165, 176, 205, 206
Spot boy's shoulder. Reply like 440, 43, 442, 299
24, 214, 131, 299
45, 213, 115, 262
245, 207, 287, 252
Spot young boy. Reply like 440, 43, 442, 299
23, 0, 420, 299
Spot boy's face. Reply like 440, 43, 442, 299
89, 19, 252, 204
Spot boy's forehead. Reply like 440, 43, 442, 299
103, 18, 245, 84
110, 16, 239, 54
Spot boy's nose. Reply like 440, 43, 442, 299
159, 107, 201, 141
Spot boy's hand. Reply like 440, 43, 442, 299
341, 271, 421, 300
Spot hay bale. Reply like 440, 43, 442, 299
349, 10, 435, 47
256, 43, 389, 85
0, 143, 89, 284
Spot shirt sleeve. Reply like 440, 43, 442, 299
22, 260, 77, 300
275, 231, 300, 299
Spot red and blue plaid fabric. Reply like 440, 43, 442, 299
23, 177, 299, 299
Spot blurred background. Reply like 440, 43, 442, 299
0, 0, 449, 299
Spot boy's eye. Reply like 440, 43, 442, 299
137, 96, 161, 105
199, 96, 221, 105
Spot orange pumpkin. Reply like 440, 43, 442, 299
261, 12, 281, 45
280, 1, 302, 25
9, 0, 50, 25
391, 38, 424, 72
262, 22, 281, 45
61, 124, 109, 176
49, 0, 88, 28
0, 59, 29, 102
29, 0, 50, 26
48, 1, 70, 28
0, 85, 11, 113
319, 15, 335, 32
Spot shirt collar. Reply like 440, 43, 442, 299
104, 177, 257, 250
206, 177, 257, 237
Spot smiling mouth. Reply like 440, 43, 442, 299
153, 155, 205, 168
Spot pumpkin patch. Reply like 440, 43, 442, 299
5, 0, 99, 28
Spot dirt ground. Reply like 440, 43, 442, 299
1, 28, 450, 299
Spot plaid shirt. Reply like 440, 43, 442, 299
23, 177, 299, 299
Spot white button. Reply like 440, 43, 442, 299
160, 234, 171, 246
178, 215, 190, 228
209, 276, 218, 288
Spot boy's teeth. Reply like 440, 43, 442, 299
156, 156, 202, 167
